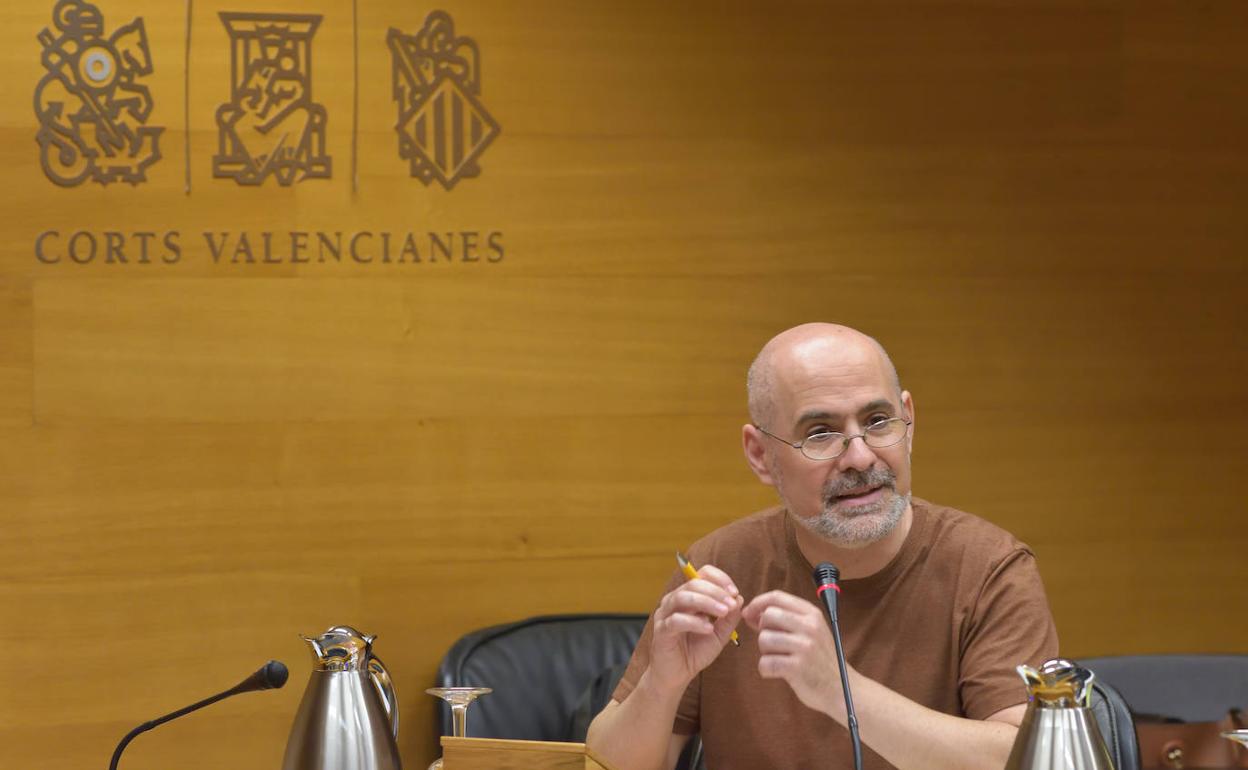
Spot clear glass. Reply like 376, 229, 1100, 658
1223, 729, 1248, 750
426, 686, 493, 770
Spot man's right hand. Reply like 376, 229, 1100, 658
586, 565, 742, 770
648, 564, 743, 693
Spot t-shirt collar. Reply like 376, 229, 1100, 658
782, 497, 930, 595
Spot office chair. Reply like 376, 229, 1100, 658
1083, 654, 1248, 769
1088, 678, 1143, 770
433, 613, 704, 770
1081, 654, 1248, 722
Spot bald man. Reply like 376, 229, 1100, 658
587, 324, 1058, 770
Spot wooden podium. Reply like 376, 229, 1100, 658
439, 737, 621, 770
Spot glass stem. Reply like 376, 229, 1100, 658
451, 703, 469, 737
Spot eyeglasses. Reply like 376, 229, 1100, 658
754, 417, 911, 461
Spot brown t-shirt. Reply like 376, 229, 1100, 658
612, 498, 1059, 770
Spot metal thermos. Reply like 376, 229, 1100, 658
282, 625, 402, 770
1005, 658, 1115, 770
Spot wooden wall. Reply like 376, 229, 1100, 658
2, 1, 1246, 768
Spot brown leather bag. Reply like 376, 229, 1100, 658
1137, 709, 1248, 769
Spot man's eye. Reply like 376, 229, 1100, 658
805, 432, 837, 444
865, 415, 892, 428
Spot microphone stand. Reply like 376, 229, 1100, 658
815, 564, 863, 770
108, 661, 287, 770
828, 606, 863, 770
109, 685, 245, 770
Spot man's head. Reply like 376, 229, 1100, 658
742, 323, 914, 548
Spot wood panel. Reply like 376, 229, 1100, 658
2, 1, 1246, 769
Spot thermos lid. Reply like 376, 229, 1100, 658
1017, 658, 1095, 708
302, 624, 377, 671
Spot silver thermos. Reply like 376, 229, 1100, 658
1005, 658, 1114, 770
282, 625, 402, 770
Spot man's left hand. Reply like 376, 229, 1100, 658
741, 590, 845, 717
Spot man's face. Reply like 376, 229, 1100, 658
762, 343, 914, 548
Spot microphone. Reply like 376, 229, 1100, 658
813, 563, 863, 770
108, 660, 289, 770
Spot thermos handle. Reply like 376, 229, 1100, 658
367, 654, 400, 739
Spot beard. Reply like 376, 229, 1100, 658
788, 465, 909, 547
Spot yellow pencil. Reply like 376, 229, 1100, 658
676, 552, 740, 646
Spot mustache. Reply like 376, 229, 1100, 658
823, 466, 896, 499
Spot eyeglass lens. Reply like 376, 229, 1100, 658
801, 418, 907, 460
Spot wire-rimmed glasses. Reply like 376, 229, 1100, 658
754, 417, 911, 461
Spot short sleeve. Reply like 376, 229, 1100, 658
610, 570, 702, 735
959, 548, 1060, 720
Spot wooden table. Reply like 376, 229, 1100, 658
440, 737, 621, 770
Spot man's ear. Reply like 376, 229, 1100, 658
901, 389, 915, 455
742, 424, 777, 487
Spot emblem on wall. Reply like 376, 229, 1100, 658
34, 0, 164, 186
213, 12, 331, 186
388, 12, 500, 190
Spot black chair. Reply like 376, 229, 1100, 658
433, 613, 705, 769
1082, 654, 1248, 722
1088, 678, 1143, 770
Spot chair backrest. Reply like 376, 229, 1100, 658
1090, 679, 1142, 770
434, 613, 648, 742
1082, 655, 1248, 722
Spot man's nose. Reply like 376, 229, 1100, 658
837, 434, 877, 471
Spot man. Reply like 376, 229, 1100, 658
586, 323, 1058, 770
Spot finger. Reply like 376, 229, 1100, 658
689, 564, 740, 596
661, 586, 733, 618
743, 602, 800, 631
742, 590, 822, 627
740, 590, 785, 626
745, 589, 819, 615
758, 604, 815, 631
677, 578, 736, 607
756, 628, 811, 655
747, 607, 823, 637
657, 611, 716, 637
757, 653, 795, 680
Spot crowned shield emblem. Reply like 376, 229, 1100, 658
388, 12, 500, 190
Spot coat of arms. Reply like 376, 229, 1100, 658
34, 0, 163, 186
388, 11, 500, 190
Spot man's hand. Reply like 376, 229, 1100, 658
587, 566, 741, 770
742, 589, 844, 716
595, 584, 1028, 770
648, 564, 744, 694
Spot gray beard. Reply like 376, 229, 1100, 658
785, 465, 909, 547
795, 488, 909, 546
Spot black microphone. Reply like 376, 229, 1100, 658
813, 563, 863, 770
108, 660, 289, 770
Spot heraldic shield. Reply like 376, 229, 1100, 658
213, 12, 331, 186
388, 11, 500, 190
34, 0, 164, 186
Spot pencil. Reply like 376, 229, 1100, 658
676, 551, 740, 646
